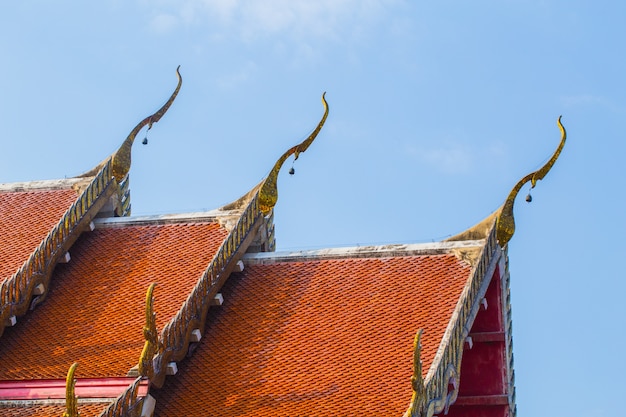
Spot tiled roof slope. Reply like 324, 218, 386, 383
153, 250, 475, 416
0, 221, 228, 380
0, 188, 79, 282
0, 402, 110, 417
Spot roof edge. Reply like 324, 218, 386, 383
243, 239, 486, 264
0, 178, 94, 193
0, 377, 148, 401
92, 210, 242, 229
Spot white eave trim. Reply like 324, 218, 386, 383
0, 178, 91, 192
243, 240, 486, 264
92, 210, 243, 228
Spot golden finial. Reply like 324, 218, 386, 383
258, 92, 329, 215
111, 66, 182, 182
79, 66, 182, 181
138, 283, 158, 380
63, 362, 79, 417
496, 116, 566, 247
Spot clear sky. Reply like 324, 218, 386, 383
1, 1, 623, 416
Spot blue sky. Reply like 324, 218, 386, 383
1, 1, 624, 415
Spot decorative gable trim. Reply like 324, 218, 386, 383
145, 193, 266, 388
405, 223, 502, 417
0, 161, 118, 338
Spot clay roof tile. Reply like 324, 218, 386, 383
0, 221, 228, 380
152, 252, 473, 416
0, 188, 79, 282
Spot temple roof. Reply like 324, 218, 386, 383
0, 67, 567, 416
152, 242, 481, 416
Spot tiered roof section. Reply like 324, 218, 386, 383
0, 66, 566, 417
152, 239, 490, 416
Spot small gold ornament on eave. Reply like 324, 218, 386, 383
63, 362, 79, 417
138, 283, 158, 380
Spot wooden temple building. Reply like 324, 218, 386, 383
0, 68, 565, 417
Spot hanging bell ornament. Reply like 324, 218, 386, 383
525, 193, 532, 203
289, 167, 295, 175
142, 137, 148, 145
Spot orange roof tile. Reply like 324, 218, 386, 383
0, 402, 110, 417
0, 189, 79, 282
0, 221, 228, 380
153, 253, 473, 416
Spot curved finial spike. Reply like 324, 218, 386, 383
110, 66, 183, 182
410, 329, 425, 393
138, 283, 158, 379
258, 92, 329, 215
496, 116, 566, 247
63, 362, 79, 417
404, 329, 426, 417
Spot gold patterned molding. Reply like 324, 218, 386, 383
97, 376, 145, 417
496, 116, 566, 246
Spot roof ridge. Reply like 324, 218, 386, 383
92, 210, 241, 228
0, 178, 92, 193
243, 240, 486, 263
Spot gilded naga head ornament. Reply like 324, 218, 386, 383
110, 66, 183, 182
79, 66, 182, 181
258, 92, 329, 215
496, 116, 566, 247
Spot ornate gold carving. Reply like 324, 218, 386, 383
111, 66, 182, 182
63, 362, 79, 417
496, 116, 566, 247
138, 283, 158, 380
258, 92, 329, 215
98, 376, 145, 417
404, 330, 426, 416
79, 66, 182, 182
